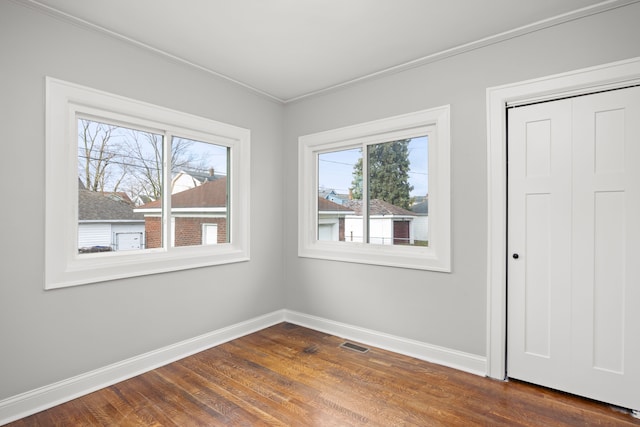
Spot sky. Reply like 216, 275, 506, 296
78, 118, 229, 195
173, 137, 228, 175
317, 136, 428, 197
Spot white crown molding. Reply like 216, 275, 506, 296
13, 0, 284, 103
284, 0, 640, 103
14, 0, 640, 104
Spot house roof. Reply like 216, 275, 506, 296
411, 199, 429, 215
318, 197, 353, 213
318, 189, 336, 199
78, 189, 143, 221
344, 199, 416, 217
175, 168, 224, 183
138, 177, 227, 209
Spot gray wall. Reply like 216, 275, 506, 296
0, 2, 284, 400
283, 3, 640, 356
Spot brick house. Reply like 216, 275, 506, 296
135, 177, 228, 248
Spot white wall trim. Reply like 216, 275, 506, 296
485, 56, 640, 380
19, 0, 639, 103
286, 1, 640, 103
298, 107, 451, 272
284, 310, 486, 376
18, 0, 282, 103
45, 77, 251, 289
0, 310, 285, 426
1, 308, 490, 424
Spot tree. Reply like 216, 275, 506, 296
350, 155, 364, 200
121, 133, 200, 202
78, 119, 125, 192
78, 118, 203, 204
350, 140, 413, 210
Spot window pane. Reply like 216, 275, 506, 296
366, 136, 428, 246
317, 148, 361, 241
77, 118, 162, 254
170, 137, 229, 247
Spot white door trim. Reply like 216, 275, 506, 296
485, 56, 640, 380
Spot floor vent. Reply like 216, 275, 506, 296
340, 342, 369, 353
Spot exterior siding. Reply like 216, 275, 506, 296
78, 223, 111, 249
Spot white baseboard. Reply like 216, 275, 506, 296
0, 310, 286, 426
284, 310, 487, 376
1, 309, 487, 425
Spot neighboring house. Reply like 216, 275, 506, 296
78, 186, 145, 253
171, 168, 223, 194
410, 197, 429, 244
317, 197, 354, 241
343, 199, 417, 245
319, 188, 347, 206
135, 177, 228, 248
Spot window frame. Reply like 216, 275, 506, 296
298, 106, 451, 272
45, 77, 250, 289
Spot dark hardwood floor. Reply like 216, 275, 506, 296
8, 323, 640, 426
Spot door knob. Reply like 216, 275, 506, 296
513, 253, 519, 259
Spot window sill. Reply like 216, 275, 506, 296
299, 239, 450, 271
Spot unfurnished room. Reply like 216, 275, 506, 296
1, 0, 640, 425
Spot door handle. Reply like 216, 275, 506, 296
512, 253, 519, 259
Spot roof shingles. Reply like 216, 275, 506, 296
318, 197, 352, 212
78, 190, 143, 221
344, 199, 415, 216
138, 177, 227, 209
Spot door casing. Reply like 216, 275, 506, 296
485, 56, 640, 380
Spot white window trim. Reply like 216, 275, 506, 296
45, 77, 250, 289
298, 106, 451, 272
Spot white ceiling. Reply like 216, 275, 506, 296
27, 0, 629, 102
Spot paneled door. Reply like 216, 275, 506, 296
507, 86, 640, 412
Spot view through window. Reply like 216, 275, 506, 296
317, 136, 428, 246
77, 118, 229, 254
299, 106, 449, 271
47, 77, 251, 288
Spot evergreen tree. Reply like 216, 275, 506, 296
350, 140, 413, 209
350, 156, 364, 200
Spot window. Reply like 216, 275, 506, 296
298, 107, 451, 271
46, 77, 250, 289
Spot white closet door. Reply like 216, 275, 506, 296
507, 86, 640, 411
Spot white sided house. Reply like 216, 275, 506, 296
343, 199, 418, 245
78, 186, 145, 253
317, 197, 354, 241
171, 168, 224, 194
410, 198, 429, 244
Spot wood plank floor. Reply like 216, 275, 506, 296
8, 323, 640, 426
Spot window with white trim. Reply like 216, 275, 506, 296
46, 77, 250, 289
298, 107, 451, 271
